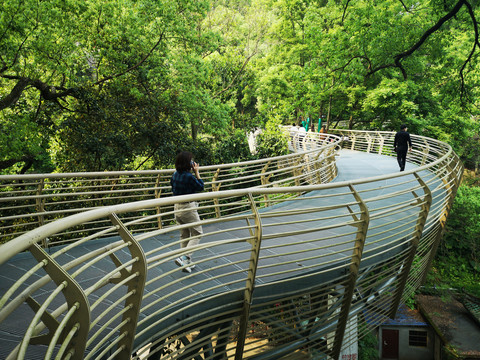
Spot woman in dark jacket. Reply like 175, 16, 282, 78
170, 151, 204, 273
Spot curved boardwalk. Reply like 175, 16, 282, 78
0, 132, 463, 360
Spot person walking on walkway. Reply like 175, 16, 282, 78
319, 125, 327, 140
394, 124, 412, 171
170, 151, 204, 272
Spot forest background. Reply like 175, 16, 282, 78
1, 0, 480, 295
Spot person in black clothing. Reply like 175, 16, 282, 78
393, 124, 412, 171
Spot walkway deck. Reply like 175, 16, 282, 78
0, 149, 445, 359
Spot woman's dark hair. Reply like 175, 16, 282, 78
175, 151, 193, 172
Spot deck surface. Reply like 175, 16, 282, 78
0, 150, 442, 358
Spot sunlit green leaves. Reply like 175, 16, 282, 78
255, 116, 289, 158
1, 0, 232, 173
1, 0, 480, 174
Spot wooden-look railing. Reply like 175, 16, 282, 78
0, 130, 462, 360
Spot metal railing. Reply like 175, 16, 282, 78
0, 133, 338, 246
0, 130, 463, 360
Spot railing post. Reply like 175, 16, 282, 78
421, 138, 430, 165
261, 161, 272, 205
290, 132, 296, 152
313, 150, 324, 185
366, 133, 373, 153
291, 155, 305, 187
377, 132, 385, 154
235, 193, 262, 360
304, 153, 313, 184
211, 168, 222, 218
328, 147, 338, 181
35, 179, 47, 247
155, 174, 163, 229
389, 173, 432, 318
26, 243, 90, 360
109, 214, 147, 360
332, 185, 369, 360
350, 133, 356, 150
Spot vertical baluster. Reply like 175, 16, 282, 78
235, 193, 262, 360
332, 185, 369, 360
389, 173, 432, 318
26, 243, 90, 360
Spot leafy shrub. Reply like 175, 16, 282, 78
442, 185, 480, 271
254, 117, 289, 159
358, 326, 379, 360
213, 128, 253, 164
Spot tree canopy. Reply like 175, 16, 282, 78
1, 0, 480, 173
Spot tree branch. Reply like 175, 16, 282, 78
0, 75, 75, 110
367, 0, 466, 79
459, 0, 480, 99
92, 31, 165, 86
398, 0, 410, 13
332, 55, 372, 74
0, 77, 30, 110
214, 51, 256, 98
0, 155, 34, 172
342, 0, 352, 23
1, 29, 163, 110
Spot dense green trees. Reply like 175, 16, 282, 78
443, 185, 480, 267
2, 0, 480, 173
1, 0, 232, 171
426, 182, 480, 294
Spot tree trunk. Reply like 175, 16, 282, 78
191, 120, 197, 141
326, 94, 332, 132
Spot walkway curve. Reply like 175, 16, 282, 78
0, 130, 463, 360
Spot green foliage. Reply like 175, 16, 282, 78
461, 137, 480, 172
423, 183, 480, 297
442, 185, 480, 268
0, 0, 230, 173
254, 117, 289, 159
358, 330, 379, 360
0, 105, 55, 174
213, 128, 253, 164
252, 0, 480, 144
425, 255, 480, 297
2, 0, 480, 174
176, 137, 218, 167
53, 82, 184, 171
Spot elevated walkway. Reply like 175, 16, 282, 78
0, 131, 463, 360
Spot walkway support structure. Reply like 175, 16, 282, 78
0, 130, 463, 360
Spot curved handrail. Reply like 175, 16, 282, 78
0, 132, 341, 244
0, 136, 454, 260
0, 130, 463, 360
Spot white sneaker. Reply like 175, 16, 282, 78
183, 257, 196, 273
175, 255, 188, 267
175, 255, 195, 272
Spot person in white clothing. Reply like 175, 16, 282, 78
298, 125, 306, 149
